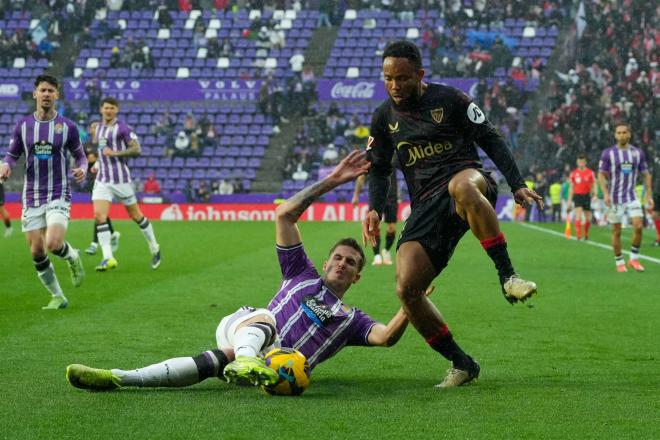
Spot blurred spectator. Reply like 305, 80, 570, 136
195, 181, 211, 203
143, 173, 161, 194
292, 164, 309, 181
218, 179, 234, 195
171, 131, 191, 157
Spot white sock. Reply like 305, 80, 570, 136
630, 246, 640, 261
37, 263, 65, 298
53, 241, 78, 261
234, 325, 268, 358
137, 217, 159, 254
113, 357, 199, 387
97, 223, 113, 259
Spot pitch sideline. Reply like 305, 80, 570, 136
519, 223, 660, 265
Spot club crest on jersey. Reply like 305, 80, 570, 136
366, 136, 375, 151
388, 121, 399, 134
430, 108, 444, 124
54, 123, 64, 134
467, 102, 485, 124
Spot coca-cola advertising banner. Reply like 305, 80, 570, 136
0, 81, 23, 100
64, 79, 262, 101
317, 78, 479, 101
2, 197, 515, 221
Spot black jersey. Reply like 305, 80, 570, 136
367, 83, 526, 210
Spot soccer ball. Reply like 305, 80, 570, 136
262, 347, 311, 396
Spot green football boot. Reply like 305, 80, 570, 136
223, 356, 279, 387
66, 364, 120, 391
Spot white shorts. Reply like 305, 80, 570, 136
215, 306, 281, 354
608, 200, 643, 224
22, 199, 70, 232
92, 180, 137, 206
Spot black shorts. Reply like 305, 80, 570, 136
0, 183, 4, 206
573, 194, 591, 210
654, 193, 660, 213
398, 173, 498, 274
382, 198, 397, 223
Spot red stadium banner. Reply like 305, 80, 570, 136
2, 202, 413, 222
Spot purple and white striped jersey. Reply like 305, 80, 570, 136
268, 243, 377, 370
598, 145, 648, 205
3, 113, 86, 208
95, 119, 137, 184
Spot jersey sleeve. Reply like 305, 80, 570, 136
2, 122, 25, 167
453, 89, 526, 192
66, 123, 87, 169
346, 308, 377, 347
638, 149, 648, 173
598, 150, 611, 174
120, 123, 139, 144
276, 243, 318, 280
366, 106, 395, 213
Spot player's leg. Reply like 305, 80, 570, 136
653, 208, 660, 246
583, 209, 592, 240
66, 348, 233, 391
611, 221, 626, 272
574, 206, 583, 239
396, 242, 479, 387
372, 232, 383, 265
0, 204, 12, 237
628, 214, 645, 272
381, 222, 396, 265
25, 224, 68, 309
220, 309, 280, 386
125, 202, 161, 269
107, 217, 121, 252
93, 199, 117, 271
45, 206, 85, 288
448, 169, 536, 303
86, 216, 116, 255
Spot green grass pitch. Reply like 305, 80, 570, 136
1, 220, 658, 439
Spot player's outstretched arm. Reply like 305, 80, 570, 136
276, 150, 370, 247
367, 286, 434, 347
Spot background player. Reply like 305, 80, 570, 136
0, 180, 12, 237
363, 40, 543, 387
598, 122, 653, 272
0, 74, 87, 309
91, 97, 160, 271
84, 123, 120, 255
568, 153, 597, 240
352, 157, 398, 266
66, 150, 440, 391
651, 149, 660, 247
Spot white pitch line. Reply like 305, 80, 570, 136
519, 223, 660, 265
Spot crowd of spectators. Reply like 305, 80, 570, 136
529, 1, 658, 178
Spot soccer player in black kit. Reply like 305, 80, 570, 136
362, 40, 543, 388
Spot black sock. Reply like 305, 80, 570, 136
136, 217, 150, 229
192, 349, 229, 381
52, 242, 70, 258
3, 218, 9, 228
385, 231, 396, 250
426, 325, 472, 370
372, 235, 381, 255
33, 255, 50, 272
481, 233, 515, 283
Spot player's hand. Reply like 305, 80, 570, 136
90, 162, 99, 175
0, 162, 11, 183
71, 167, 86, 183
424, 285, 435, 297
102, 147, 116, 157
603, 192, 611, 208
514, 187, 544, 210
362, 209, 381, 247
328, 150, 370, 185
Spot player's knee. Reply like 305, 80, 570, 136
45, 238, 62, 253
448, 179, 479, 204
94, 212, 108, 223
395, 276, 425, 305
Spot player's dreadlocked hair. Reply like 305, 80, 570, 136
382, 40, 422, 70
329, 238, 366, 272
